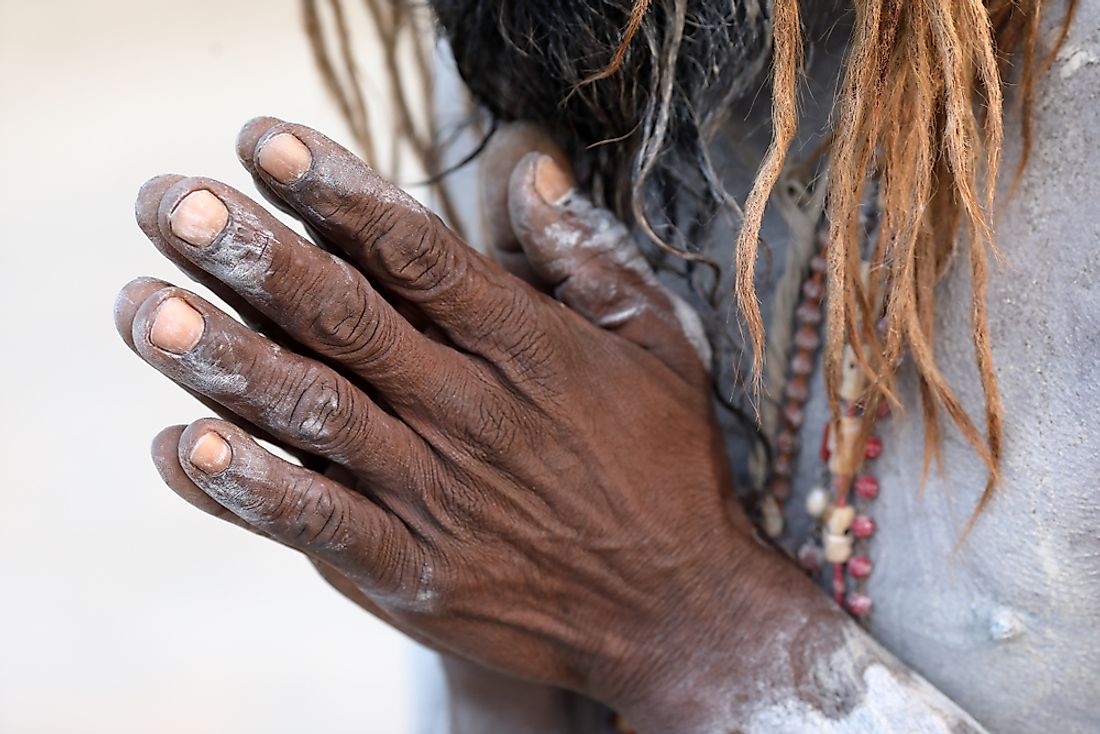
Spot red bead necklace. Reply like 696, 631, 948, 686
764, 191, 887, 621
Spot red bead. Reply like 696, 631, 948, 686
794, 326, 822, 351
798, 543, 823, 573
854, 475, 880, 499
864, 436, 883, 459
845, 592, 873, 617
877, 401, 891, 419
852, 515, 876, 539
848, 555, 873, 578
790, 351, 814, 376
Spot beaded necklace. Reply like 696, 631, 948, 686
612, 181, 885, 734
762, 178, 887, 620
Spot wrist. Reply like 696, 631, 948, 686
602, 536, 837, 734
444, 656, 601, 734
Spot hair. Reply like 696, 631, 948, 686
304, 0, 1078, 530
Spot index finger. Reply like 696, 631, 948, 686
235, 117, 552, 378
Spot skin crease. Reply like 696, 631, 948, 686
114, 115, 988, 733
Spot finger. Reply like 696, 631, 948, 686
136, 176, 282, 337
509, 154, 712, 382
177, 418, 420, 596
479, 124, 573, 292
151, 424, 261, 534
237, 118, 547, 373
480, 123, 572, 258
123, 281, 438, 505
154, 426, 435, 641
144, 175, 470, 408
116, 277, 323, 470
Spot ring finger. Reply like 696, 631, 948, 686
121, 280, 438, 509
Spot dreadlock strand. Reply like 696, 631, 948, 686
734, 0, 802, 406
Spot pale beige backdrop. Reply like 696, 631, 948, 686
0, 1, 451, 732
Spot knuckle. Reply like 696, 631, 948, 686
471, 287, 553, 371
492, 315, 559, 383
369, 215, 456, 294
308, 279, 388, 362
286, 476, 347, 549
471, 401, 520, 453
276, 367, 360, 453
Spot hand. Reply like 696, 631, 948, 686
115, 117, 791, 731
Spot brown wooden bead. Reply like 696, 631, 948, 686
783, 402, 804, 429
776, 430, 799, 454
802, 279, 825, 301
790, 351, 814, 376
768, 478, 792, 501
786, 376, 810, 402
773, 454, 794, 478
794, 326, 822, 351
796, 301, 823, 326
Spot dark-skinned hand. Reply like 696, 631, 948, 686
114, 118, 800, 733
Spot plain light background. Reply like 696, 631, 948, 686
0, 1, 455, 731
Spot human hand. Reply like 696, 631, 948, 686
115, 117, 787, 732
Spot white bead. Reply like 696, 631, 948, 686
829, 416, 864, 475
805, 486, 829, 518
839, 344, 866, 401
823, 531, 853, 564
827, 505, 856, 535
761, 495, 784, 538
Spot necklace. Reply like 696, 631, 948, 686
761, 178, 886, 620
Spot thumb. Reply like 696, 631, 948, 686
480, 123, 572, 288
508, 153, 711, 383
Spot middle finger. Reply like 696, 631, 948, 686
142, 175, 473, 415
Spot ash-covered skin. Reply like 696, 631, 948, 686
117, 107, 990, 733
429, 0, 1099, 732
114, 5, 1098, 732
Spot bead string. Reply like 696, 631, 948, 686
765, 183, 886, 621
613, 186, 883, 734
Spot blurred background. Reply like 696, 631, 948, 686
0, 1, 464, 731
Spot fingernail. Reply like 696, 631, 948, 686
149, 297, 204, 354
170, 190, 228, 246
189, 432, 232, 473
534, 155, 573, 206
257, 133, 312, 184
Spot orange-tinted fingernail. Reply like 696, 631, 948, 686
257, 133, 312, 184
534, 155, 573, 206
189, 432, 232, 473
149, 297, 204, 354
170, 190, 228, 246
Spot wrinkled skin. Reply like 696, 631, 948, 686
114, 117, 824, 732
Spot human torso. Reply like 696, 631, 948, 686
689, 5, 1100, 731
